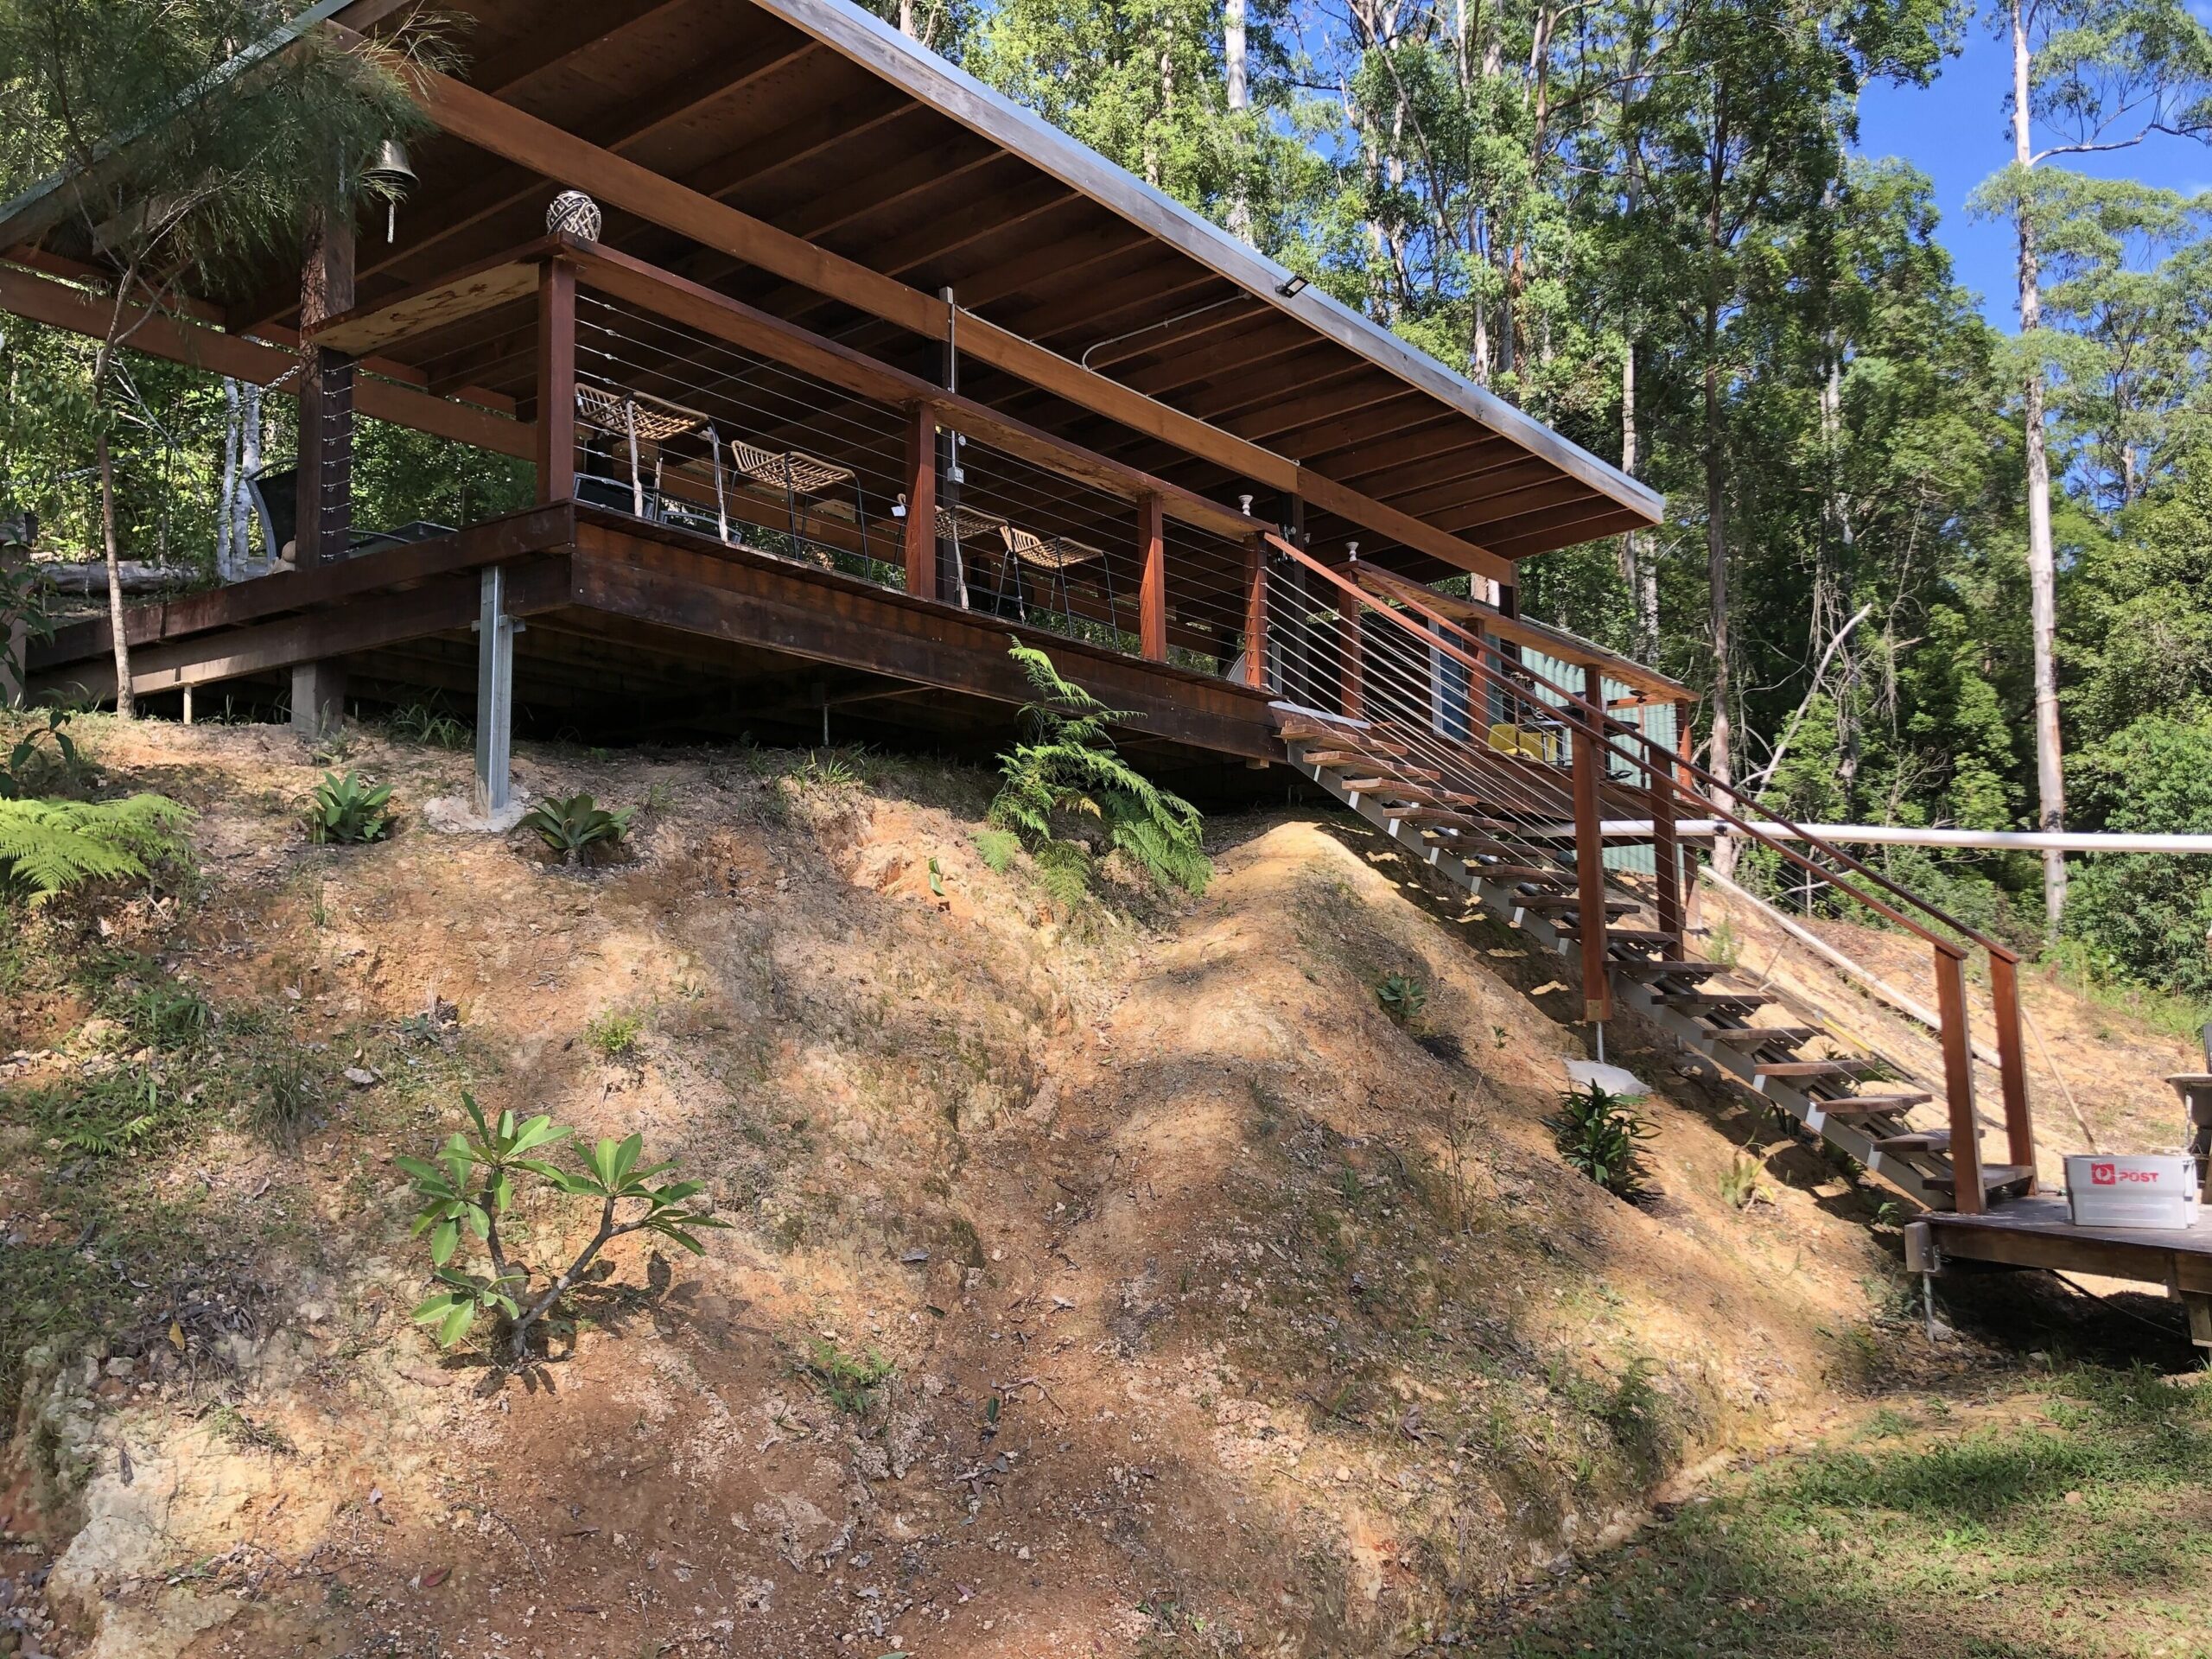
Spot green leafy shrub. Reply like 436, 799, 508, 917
0, 794, 191, 904
1, 710, 85, 799
583, 1009, 640, 1058
988, 641, 1210, 902
306, 772, 391, 845
973, 828, 1019, 872
804, 1338, 895, 1414
1375, 971, 1428, 1025
1547, 1081, 1656, 1200
399, 1095, 725, 1363
522, 792, 635, 866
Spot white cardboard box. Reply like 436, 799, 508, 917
2064, 1154, 2202, 1230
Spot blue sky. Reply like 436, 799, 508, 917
1857, 25, 2211, 332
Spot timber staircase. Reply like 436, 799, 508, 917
1257, 534, 2039, 1215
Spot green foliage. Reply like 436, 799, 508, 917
582, 1010, 641, 1058
0, 793, 189, 904
0, 710, 83, 800
523, 793, 635, 867
1374, 971, 1429, 1026
250, 1048, 318, 1147
399, 1094, 726, 1363
1719, 1149, 1771, 1211
972, 828, 1020, 873
2063, 715, 2212, 998
804, 1338, 895, 1414
305, 772, 391, 845
384, 702, 470, 751
988, 641, 1210, 901
1546, 1082, 1656, 1201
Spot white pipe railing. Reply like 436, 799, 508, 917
1560, 820, 2212, 854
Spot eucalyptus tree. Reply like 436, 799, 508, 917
1967, 0, 2212, 932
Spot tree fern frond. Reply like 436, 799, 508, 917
0, 795, 192, 904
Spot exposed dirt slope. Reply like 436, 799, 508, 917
0, 717, 2073, 1658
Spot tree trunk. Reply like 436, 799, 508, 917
218, 378, 241, 582
1706, 357, 1733, 880
1225, 0, 1252, 245
1618, 341, 1656, 660
2012, 0, 2067, 936
236, 382, 264, 569
99, 435, 133, 718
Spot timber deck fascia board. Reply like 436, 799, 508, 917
30, 504, 579, 667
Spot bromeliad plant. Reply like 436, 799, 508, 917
400, 1094, 727, 1363
522, 792, 635, 866
306, 770, 392, 844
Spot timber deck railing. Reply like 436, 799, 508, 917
530, 245, 1274, 686
1255, 533, 2037, 1213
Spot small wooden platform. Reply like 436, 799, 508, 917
1922, 1196, 2212, 1344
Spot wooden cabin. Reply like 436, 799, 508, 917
9, 0, 2206, 1339
0, 0, 1664, 796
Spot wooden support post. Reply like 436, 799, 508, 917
291, 211, 354, 740
1573, 674, 1612, 1025
1934, 944, 1984, 1214
1243, 534, 1268, 690
1674, 699, 1698, 928
902, 404, 936, 603
535, 259, 577, 505
473, 563, 518, 817
1138, 493, 1166, 662
1336, 578, 1364, 721
1987, 950, 2037, 1187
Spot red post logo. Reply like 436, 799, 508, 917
2091, 1162, 2117, 1186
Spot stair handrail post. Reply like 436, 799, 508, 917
1649, 702, 1684, 945
1337, 578, 1365, 719
1987, 948, 2038, 1185
1573, 671, 1613, 1025
1138, 492, 1167, 662
1933, 943, 1986, 1214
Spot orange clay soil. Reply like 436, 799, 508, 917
0, 715, 2089, 1659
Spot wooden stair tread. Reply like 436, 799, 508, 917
1925, 1163, 2036, 1194
1301, 744, 1410, 766
1614, 959, 1734, 982
1753, 1058, 1888, 1079
1518, 895, 1639, 916
1388, 807, 1486, 830
1469, 864, 1573, 885
1656, 990, 1773, 1011
1809, 1092, 1935, 1115
1565, 926, 1675, 947
1279, 716, 1367, 742
1698, 1024, 1819, 1047
1871, 1129, 1951, 1155
1337, 770, 1443, 791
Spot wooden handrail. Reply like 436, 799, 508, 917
1265, 534, 1967, 953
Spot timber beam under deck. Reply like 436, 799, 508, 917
28, 503, 1284, 765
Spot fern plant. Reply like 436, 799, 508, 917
306, 771, 391, 844
522, 792, 635, 866
0, 794, 190, 905
988, 640, 1211, 903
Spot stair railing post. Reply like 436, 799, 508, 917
1243, 534, 1268, 690
1573, 674, 1612, 1025
1933, 944, 1985, 1214
1337, 578, 1364, 721
1987, 949, 2037, 1187
1647, 703, 1684, 946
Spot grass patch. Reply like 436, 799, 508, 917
1465, 1364, 2212, 1657
583, 1009, 642, 1058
